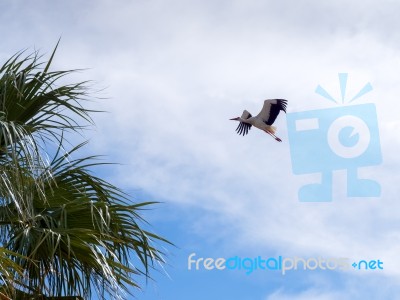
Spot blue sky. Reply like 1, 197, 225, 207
2, 0, 400, 299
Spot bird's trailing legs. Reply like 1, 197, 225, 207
264, 130, 282, 142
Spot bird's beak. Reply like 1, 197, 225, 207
230, 117, 240, 121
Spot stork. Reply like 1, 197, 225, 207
230, 99, 288, 142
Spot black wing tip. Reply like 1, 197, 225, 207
235, 122, 251, 136
276, 99, 288, 113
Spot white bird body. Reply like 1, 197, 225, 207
242, 116, 276, 133
230, 99, 287, 142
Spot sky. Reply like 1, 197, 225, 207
1, 0, 400, 299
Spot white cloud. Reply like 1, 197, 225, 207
2, 0, 400, 297
67, 0, 400, 270
267, 288, 345, 300
265, 273, 400, 300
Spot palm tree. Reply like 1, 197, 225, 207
0, 44, 169, 299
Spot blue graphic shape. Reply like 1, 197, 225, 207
339, 127, 359, 147
315, 85, 337, 103
349, 82, 373, 103
287, 103, 382, 202
339, 73, 348, 103
316, 73, 373, 104
347, 168, 380, 197
298, 171, 333, 202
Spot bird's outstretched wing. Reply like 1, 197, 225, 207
256, 99, 287, 125
235, 110, 252, 136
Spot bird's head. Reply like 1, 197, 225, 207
229, 117, 240, 121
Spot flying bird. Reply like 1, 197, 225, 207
230, 99, 288, 142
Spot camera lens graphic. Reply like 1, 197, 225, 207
327, 115, 371, 159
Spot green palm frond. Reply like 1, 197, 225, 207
0, 46, 171, 299
0, 42, 94, 222
0, 247, 31, 300
0, 42, 92, 134
2, 143, 168, 298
